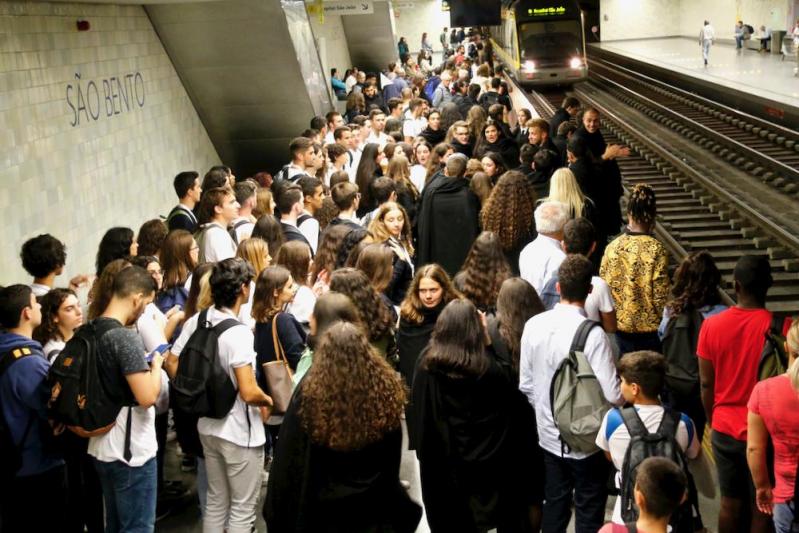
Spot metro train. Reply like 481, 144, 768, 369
489, 0, 588, 86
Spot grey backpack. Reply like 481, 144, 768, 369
549, 320, 610, 454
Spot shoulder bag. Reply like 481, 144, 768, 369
262, 313, 294, 416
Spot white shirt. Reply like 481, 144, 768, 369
701, 24, 715, 41
345, 75, 357, 93
43, 339, 65, 364
199, 222, 236, 263
30, 283, 51, 297
402, 116, 427, 139
286, 285, 316, 324
89, 404, 156, 467
238, 281, 256, 331
519, 234, 566, 295
348, 149, 362, 183
519, 303, 622, 459
172, 306, 266, 448
285, 163, 307, 181
366, 131, 391, 149
298, 211, 320, 254
410, 164, 427, 192
136, 302, 168, 352
231, 217, 254, 243
597, 404, 700, 523
585, 276, 615, 322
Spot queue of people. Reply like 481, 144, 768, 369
1, 27, 797, 533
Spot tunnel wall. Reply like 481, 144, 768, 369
0, 1, 219, 285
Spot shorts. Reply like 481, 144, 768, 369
711, 430, 754, 499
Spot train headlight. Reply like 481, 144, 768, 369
522, 60, 536, 73
570, 57, 583, 69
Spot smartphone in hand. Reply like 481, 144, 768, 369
146, 343, 171, 363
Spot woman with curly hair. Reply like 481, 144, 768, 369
601, 183, 669, 355
487, 277, 544, 381
367, 202, 414, 305
95, 227, 136, 277
656, 250, 725, 437
412, 299, 543, 533
453, 231, 512, 314
33, 288, 83, 363
481, 170, 537, 273
329, 268, 396, 359
264, 322, 421, 533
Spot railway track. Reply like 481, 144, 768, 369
520, 82, 799, 315
587, 57, 799, 196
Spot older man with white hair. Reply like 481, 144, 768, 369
519, 201, 570, 294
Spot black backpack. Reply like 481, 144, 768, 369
661, 309, 704, 398
619, 406, 700, 532
49, 320, 132, 438
170, 309, 240, 418
0, 346, 37, 479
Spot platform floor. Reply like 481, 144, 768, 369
591, 37, 799, 110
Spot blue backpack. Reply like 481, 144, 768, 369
424, 77, 441, 102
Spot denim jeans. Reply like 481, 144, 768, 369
542, 450, 609, 533
773, 501, 795, 533
94, 457, 157, 533
735, 35, 743, 49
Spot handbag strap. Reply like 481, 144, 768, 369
271, 312, 288, 366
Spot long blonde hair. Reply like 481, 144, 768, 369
787, 318, 799, 390
367, 201, 414, 256
236, 237, 270, 277
547, 168, 586, 218
387, 153, 419, 200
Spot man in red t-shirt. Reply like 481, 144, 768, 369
697, 255, 773, 533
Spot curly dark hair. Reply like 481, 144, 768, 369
299, 322, 405, 451
666, 250, 722, 316
454, 231, 512, 312
95, 227, 134, 276
481, 171, 537, 252
496, 278, 544, 372
311, 225, 351, 285
628, 183, 657, 226
423, 299, 489, 378
329, 268, 394, 343
33, 288, 76, 345
209, 258, 254, 309
137, 219, 168, 257
20, 234, 66, 278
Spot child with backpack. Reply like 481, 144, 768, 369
599, 457, 689, 533
596, 350, 702, 531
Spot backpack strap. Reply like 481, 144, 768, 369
569, 320, 601, 354
297, 213, 313, 227
620, 406, 649, 438
657, 406, 681, 438
213, 318, 241, 337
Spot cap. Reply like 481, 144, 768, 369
733, 255, 773, 289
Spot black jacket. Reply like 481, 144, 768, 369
419, 126, 446, 146
474, 137, 520, 171
411, 352, 543, 532
454, 94, 479, 118
167, 205, 198, 234
415, 176, 480, 277
264, 389, 422, 533
549, 107, 571, 139
451, 138, 474, 158
572, 126, 624, 236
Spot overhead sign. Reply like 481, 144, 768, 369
321, 0, 373, 14
529, 6, 566, 16
394, 1, 414, 8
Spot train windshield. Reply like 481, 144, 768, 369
519, 20, 582, 62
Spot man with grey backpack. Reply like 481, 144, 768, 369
520, 255, 622, 533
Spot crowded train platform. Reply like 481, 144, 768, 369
2, 1, 799, 532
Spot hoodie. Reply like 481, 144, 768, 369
0, 332, 63, 477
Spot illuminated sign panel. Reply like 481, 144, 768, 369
528, 6, 566, 16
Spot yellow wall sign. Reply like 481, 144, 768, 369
529, 6, 566, 16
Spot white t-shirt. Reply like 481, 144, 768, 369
519, 235, 566, 295
136, 302, 168, 352
237, 281, 256, 331
298, 212, 320, 254
30, 283, 51, 297
286, 285, 316, 324
585, 276, 615, 322
402, 116, 427, 139
596, 404, 701, 524
410, 164, 427, 192
43, 339, 65, 364
172, 306, 265, 448
231, 217, 254, 243
199, 222, 236, 263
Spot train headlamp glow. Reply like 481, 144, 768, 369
570, 57, 583, 69
522, 60, 536, 72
